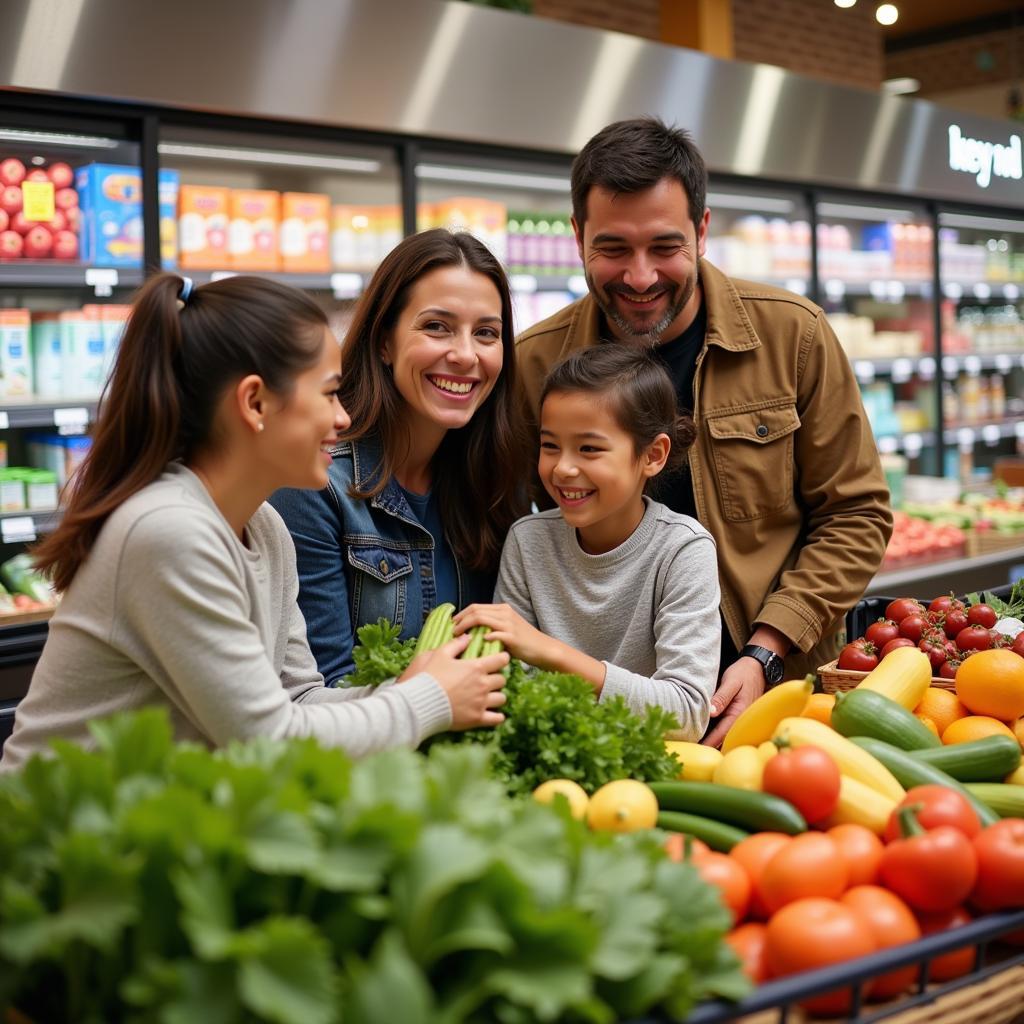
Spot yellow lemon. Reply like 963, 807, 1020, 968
665, 740, 723, 781
533, 779, 589, 820
586, 779, 659, 833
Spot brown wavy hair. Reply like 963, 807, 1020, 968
34, 273, 327, 592
340, 229, 527, 572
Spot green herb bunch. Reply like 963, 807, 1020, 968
0, 709, 747, 1023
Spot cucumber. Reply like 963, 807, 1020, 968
965, 784, 1024, 819
414, 603, 456, 654
649, 780, 807, 835
656, 811, 748, 852
460, 626, 489, 660
848, 736, 1000, 828
831, 689, 941, 751
910, 735, 1022, 782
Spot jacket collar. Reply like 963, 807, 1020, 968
561, 258, 761, 355
334, 434, 413, 520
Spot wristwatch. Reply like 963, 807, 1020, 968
740, 644, 785, 685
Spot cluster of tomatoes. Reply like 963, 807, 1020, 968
839, 595, 1024, 679
681, 784, 1024, 1015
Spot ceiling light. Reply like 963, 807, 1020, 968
834, 0, 857, 7
157, 143, 381, 173
882, 77, 920, 95
876, 3, 898, 26
0, 128, 119, 149
416, 164, 570, 192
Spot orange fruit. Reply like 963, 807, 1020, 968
942, 715, 1017, 746
914, 687, 968, 737
955, 650, 1024, 721
916, 715, 939, 737
801, 693, 835, 726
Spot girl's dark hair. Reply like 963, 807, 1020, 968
540, 344, 696, 484
340, 228, 527, 573
34, 273, 328, 592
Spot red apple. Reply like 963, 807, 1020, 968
25, 168, 49, 184
0, 158, 26, 187
22, 224, 52, 259
0, 229, 23, 258
51, 229, 77, 260
46, 162, 74, 189
10, 211, 36, 235
54, 187, 78, 210
0, 209, 8, 233
47, 209, 67, 233
64, 206, 81, 231
0, 185, 23, 216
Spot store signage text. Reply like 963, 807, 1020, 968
948, 125, 1022, 188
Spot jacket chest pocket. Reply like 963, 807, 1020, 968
347, 544, 414, 634
706, 402, 800, 522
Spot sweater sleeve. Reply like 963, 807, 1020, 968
113, 511, 451, 757
598, 535, 720, 740
492, 527, 539, 626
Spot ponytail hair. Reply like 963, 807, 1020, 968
34, 273, 328, 592
540, 344, 696, 483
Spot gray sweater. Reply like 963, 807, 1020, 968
495, 497, 720, 740
0, 464, 451, 772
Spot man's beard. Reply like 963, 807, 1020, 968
588, 272, 695, 347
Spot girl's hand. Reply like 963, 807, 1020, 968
453, 603, 552, 666
399, 634, 509, 730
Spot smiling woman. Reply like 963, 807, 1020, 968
269, 229, 529, 685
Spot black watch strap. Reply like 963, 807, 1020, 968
740, 644, 785, 685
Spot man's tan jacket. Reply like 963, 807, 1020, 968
515, 259, 893, 679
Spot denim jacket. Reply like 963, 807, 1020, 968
269, 435, 496, 685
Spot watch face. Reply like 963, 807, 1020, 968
766, 657, 785, 684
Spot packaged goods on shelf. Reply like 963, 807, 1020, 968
506, 212, 579, 275
0, 309, 33, 397
0, 468, 59, 513
159, 168, 179, 269
420, 197, 508, 266
330, 204, 401, 271
280, 192, 330, 272
513, 289, 576, 332
177, 184, 230, 269
26, 434, 90, 491
705, 216, 811, 281
228, 189, 280, 271
861, 221, 934, 280
76, 164, 144, 267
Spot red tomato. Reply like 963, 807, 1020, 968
970, 818, 1024, 910
697, 851, 752, 925
939, 658, 961, 680
725, 922, 769, 983
879, 809, 978, 912
881, 637, 917, 658
762, 745, 840, 824
730, 833, 791, 920
765, 898, 878, 1015
929, 594, 961, 616
865, 619, 900, 648
841, 885, 921, 999
899, 613, 929, 643
919, 634, 949, 670
663, 833, 711, 863
967, 604, 998, 629
887, 598, 925, 623
759, 833, 849, 914
915, 906, 975, 980
838, 640, 879, 672
957, 625, 994, 653
827, 823, 884, 887
943, 606, 970, 640
1012, 634, 1024, 659
884, 786, 981, 842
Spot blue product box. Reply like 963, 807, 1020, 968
159, 168, 180, 270
861, 223, 897, 254
76, 164, 144, 268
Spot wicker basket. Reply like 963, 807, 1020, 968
818, 659, 948, 695
965, 530, 1024, 559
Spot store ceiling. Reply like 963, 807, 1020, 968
880, 0, 1023, 43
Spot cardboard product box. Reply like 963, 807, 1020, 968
280, 192, 330, 272
178, 184, 230, 269
59, 307, 104, 398
100, 304, 131, 386
31, 313, 63, 398
159, 168, 180, 270
0, 309, 33, 398
75, 164, 144, 268
229, 189, 280, 271
430, 197, 508, 265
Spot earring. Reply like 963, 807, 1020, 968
257, 422, 265, 433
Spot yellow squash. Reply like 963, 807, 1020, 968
855, 646, 933, 710
772, 716, 906, 802
665, 741, 723, 781
712, 745, 765, 791
823, 775, 898, 835
721, 676, 814, 753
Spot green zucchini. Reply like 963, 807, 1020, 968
848, 736, 1000, 827
414, 603, 456, 654
910, 735, 1022, 782
656, 811, 748, 852
831, 689, 941, 750
965, 784, 1024, 819
649, 780, 807, 835
460, 626, 489, 660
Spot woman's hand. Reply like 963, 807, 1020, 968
454, 603, 551, 666
399, 634, 509, 730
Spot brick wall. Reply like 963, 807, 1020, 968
886, 28, 1024, 97
533, 0, 660, 40
731, 0, 883, 89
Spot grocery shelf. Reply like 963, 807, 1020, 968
183, 268, 372, 298
874, 430, 938, 455
852, 352, 1024, 381
865, 544, 1024, 598
0, 508, 61, 543
942, 279, 1024, 301
943, 416, 1024, 446
0, 263, 144, 292
0, 397, 96, 431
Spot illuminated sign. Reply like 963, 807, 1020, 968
948, 125, 1022, 188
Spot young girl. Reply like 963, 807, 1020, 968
454, 344, 720, 740
1, 274, 507, 772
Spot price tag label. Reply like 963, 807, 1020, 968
0, 411, 9, 430
509, 274, 538, 294
85, 268, 119, 298
982, 424, 1002, 446
996, 355, 1013, 373
973, 282, 992, 300
854, 361, 875, 384
1004, 284, 1020, 301
877, 436, 899, 454
824, 279, 845, 301
785, 279, 807, 296
903, 434, 923, 457
21, 180, 55, 222
329, 272, 362, 300
958, 427, 976, 449
1, 516, 36, 544
943, 282, 964, 301
53, 407, 89, 434
964, 355, 982, 375
891, 358, 913, 383
918, 356, 936, 380
942, 356, 960, 379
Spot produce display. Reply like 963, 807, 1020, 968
0, 155, 80, 262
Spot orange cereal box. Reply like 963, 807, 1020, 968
229, 190, 280, 271
281, 192, 330, 272
178, 184, 230, 269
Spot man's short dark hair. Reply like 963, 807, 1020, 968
570, 117, 707, 234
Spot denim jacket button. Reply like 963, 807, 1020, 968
379, 558, 389, 575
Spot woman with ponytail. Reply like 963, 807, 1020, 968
1, 274, 508, 771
